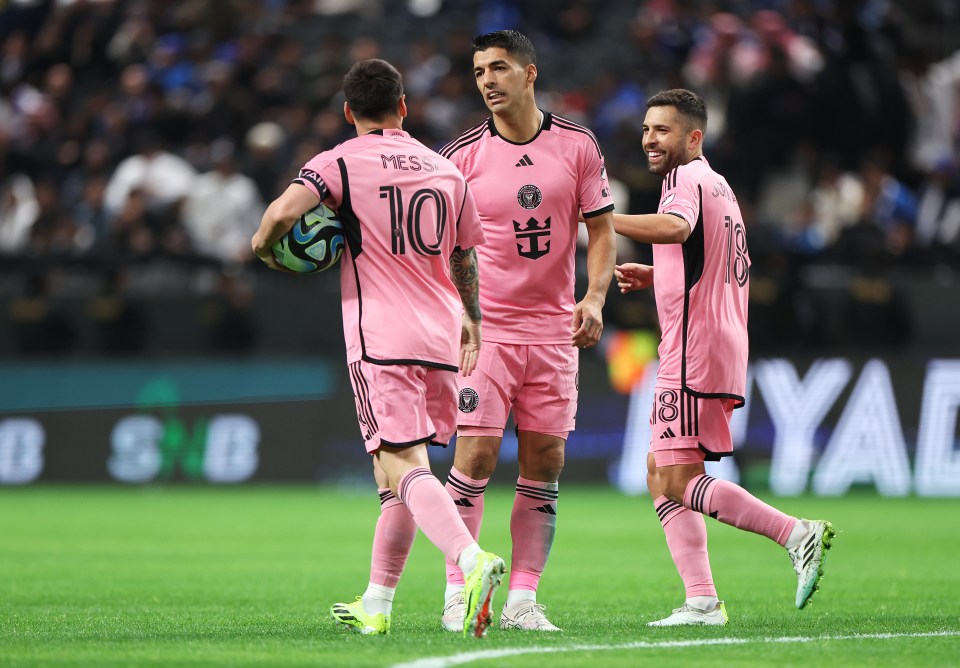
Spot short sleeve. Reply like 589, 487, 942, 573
659, 164, 701, 231
578, 141, 615, 218
293, 153, 341, 208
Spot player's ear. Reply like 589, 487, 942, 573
397, 94, 408, 119
344, 101, 356, 126
688, 127, 703, 151
526, 63, 537, 85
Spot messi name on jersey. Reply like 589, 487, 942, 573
380, 154, 440, 172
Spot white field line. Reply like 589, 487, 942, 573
389, 631, 960, 668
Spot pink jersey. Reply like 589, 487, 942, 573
295, 128, 486, 369
652, 156, 749, 405
440, 112, 614, 344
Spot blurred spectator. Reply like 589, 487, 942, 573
857, 157, 919, 257
104, 128, 196, 216
810, 157, 865, 248
106, 187, 161, 259
73, 175, 111, 254
0, 173, 39, 253
243, 121, 287, 204
182, 138, 264, 265
26, 179, 76, 256
899, 47, 960, 174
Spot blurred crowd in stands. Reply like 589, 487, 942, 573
1, 0, 959, 356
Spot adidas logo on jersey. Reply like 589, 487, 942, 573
660, 427, 676, 439
515, 154, 534, 167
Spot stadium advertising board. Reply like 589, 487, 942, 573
612, 358, 960, 497
1, 356, 958, 496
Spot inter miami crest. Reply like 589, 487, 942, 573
459, 388, 479, 413
517, 184, 542, 210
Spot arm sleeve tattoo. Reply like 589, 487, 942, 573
450, 246, 481, 321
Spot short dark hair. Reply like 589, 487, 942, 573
342, 59, 404, 121
471, 30, 536, 66
647, 88, 708, 134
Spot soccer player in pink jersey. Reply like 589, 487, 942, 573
251, 59, 505, 638
437, 30, 616, 632
612, 88, 835, 626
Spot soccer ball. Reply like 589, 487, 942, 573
272, 203, 345, 273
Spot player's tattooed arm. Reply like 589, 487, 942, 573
450, 246, 481, 322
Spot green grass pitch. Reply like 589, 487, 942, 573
1, 485, 958, 667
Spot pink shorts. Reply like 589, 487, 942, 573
456, 341, 578, 438
348, 361, 456, 454
649, 386, 736, 466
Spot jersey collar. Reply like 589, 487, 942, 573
487, 110, 551, 146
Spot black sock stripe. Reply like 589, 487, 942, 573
516, 483, 559, 498
446, 473, 486, 496
446, 478, 485, 497
696, 475, 716, 513
398, 467, 432, 502
691, 475, 715, 514
517, 490, 559, 501
655, 499, 683, 522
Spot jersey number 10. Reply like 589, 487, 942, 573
380, 185, 448, 256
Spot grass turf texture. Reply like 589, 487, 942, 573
1, 486, 958, 667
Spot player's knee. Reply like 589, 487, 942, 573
453, 441, 499, 479
518, 439, 564, 481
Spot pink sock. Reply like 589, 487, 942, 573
369, 488, 417, 588
683, 474, 796, 545
654, 495, 716, 598
444, 468, 488, 586
508, 477, 558, 592
397, 467, 475, 564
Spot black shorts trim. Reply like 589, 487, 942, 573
684, 386, 746, 409
361, 355, 458, 372
697, 441, 732, 462
380, 433, 438, 448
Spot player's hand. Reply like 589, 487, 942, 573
253, 246, 298, 274
571, 294, 604, 349
459, 315, 481, 376
615, 263, 654, 293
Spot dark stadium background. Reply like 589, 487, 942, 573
1, 0, 959, 495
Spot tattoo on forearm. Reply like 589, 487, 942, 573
450, 247, 481, 321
